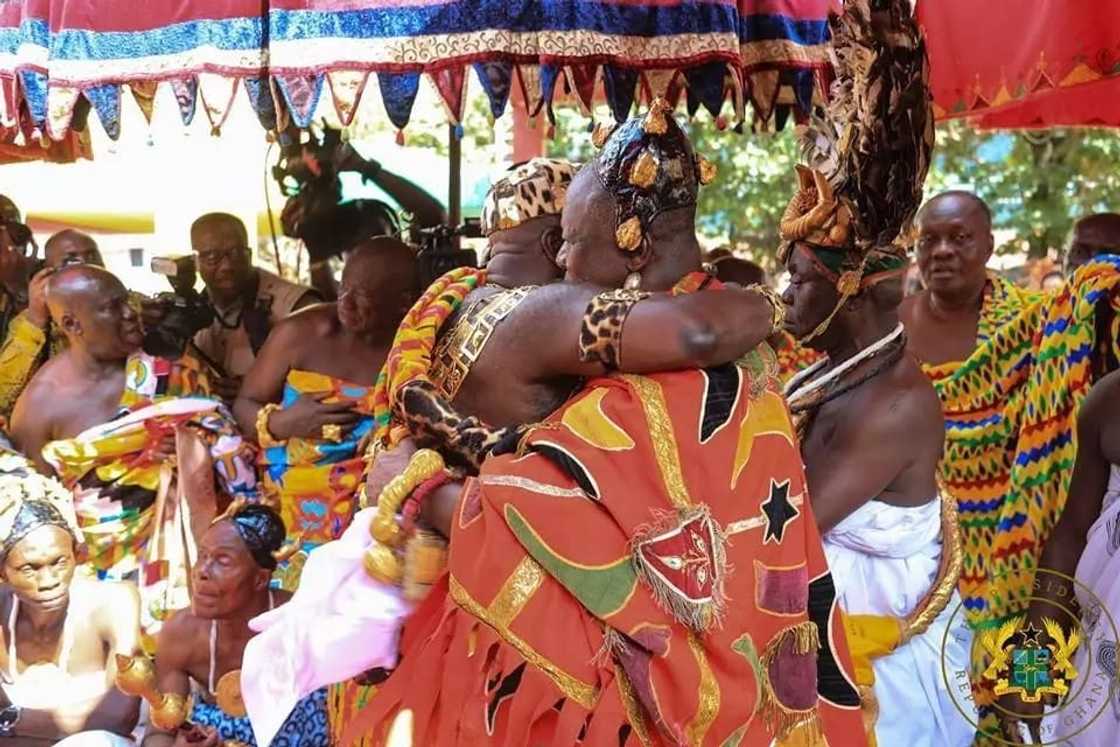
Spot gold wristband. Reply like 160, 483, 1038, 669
747, 283, 786, 336
256, 403, 283, 448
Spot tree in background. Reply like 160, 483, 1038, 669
929, 122, 1120, 259
548, 107, 1120, 265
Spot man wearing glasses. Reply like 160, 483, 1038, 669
189, 212, 319, 402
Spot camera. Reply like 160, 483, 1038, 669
142, 255, 216, 360
415, 220, 482, 287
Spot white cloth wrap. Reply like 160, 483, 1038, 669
1048, 466, 1120, 745
824, 497, 976, 747
241, 506, 414, 747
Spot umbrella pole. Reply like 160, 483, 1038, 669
448, 124, 462, 230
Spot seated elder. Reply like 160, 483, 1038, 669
0, 450, 142, 746
137, 503, 328, 747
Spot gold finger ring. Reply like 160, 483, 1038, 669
321, 424, 343, 442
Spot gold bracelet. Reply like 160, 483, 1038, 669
747, 283, 786, 336
256, 403, 283, 448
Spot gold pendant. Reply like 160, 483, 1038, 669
215, 670, 247, 718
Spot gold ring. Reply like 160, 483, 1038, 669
321, 424, 343, 442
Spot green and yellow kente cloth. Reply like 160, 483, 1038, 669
920, 273, 1043, 633
924, 259, 1120, 710
369, 267, 487, 448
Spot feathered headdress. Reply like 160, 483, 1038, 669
780, 0, 934, 341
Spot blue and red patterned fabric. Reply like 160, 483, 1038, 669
0, 0, 834, 139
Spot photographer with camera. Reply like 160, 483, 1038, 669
184, 213, 319, 402
277, 126, 445, 301
0, 230, 105, 419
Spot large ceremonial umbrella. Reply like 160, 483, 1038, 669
0, 0, 837, 144
917, 0, 1120, 129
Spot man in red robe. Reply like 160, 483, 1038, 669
346, 102, 866, 747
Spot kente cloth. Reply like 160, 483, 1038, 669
0, 311, 62, 419
924, 258, 1120, 707
343, 344, 866, 744
190, 687, 330, 747
369, 267, 486, 447
825, 498, 974, 747
41, 353, 258, 641
1048, 466, 1120, 745
260, 369, 374, 587
243, 505, 412, 747
772, 330, 824, 384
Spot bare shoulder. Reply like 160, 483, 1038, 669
22, 352, 69, 396
1079, 371, 1120, 434
79, 578, 138, 612
1084, 369, 1120, 415
12, 354, 70, 430
78, 579, 138, 636
275, 303, 337, 336
154, 606, 204, 667
863, 355, 943, 447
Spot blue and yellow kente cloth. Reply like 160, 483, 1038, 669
260, 369, 375, 589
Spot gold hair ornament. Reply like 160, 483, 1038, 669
642, 98, 672, 135
695, 154, 718, 186
211, 497, 250, 526
615, 217, 643, 253
271, 534, 302, 564
778, 166, 853, 249
628, 150, 659, 189
591, 122, 616, 149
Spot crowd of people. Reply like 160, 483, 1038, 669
0, 5, 1118, 747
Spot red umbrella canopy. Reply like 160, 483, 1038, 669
918, 0, 1120, 127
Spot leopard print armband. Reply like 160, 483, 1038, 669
578, 288, 652, 369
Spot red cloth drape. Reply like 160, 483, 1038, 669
918, 0, 1120, 127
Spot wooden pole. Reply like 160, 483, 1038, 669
448, 124, 462, 229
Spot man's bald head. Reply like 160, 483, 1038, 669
336, 237, 421, 335
47, 265, 142, 359
914, 191, 994, 302
917, 191, 992, 230
44, 230, 103, 269
1067, 213, 1120, 273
